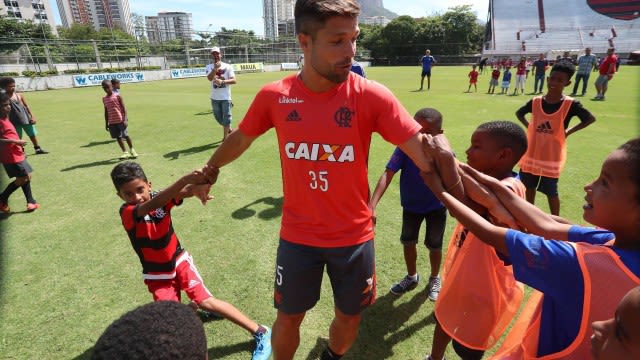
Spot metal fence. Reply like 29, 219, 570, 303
0, 37, 308, 75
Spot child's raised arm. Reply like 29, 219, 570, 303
422, 166, 510, 255
459, 163, 572, 240
135, 170, 209, 217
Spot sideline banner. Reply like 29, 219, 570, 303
231, 63, 264, 73
72, 72, 145, 87
281, 63, 300, 70
170, 68, 207, 79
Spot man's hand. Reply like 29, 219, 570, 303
202, 165, 220, 185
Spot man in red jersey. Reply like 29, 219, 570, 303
202, 1, 435, 359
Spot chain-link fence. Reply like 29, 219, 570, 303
0, 37, 310, 75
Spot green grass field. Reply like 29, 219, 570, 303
0, 65, 638, 360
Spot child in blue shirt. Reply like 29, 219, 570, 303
501, 67, 512, 94
369, 108, 447, 301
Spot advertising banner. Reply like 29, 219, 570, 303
72, 72, 145, 87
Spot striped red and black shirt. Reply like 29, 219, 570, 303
120, 192, 184, 280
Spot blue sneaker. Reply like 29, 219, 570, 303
252, 326, 272, 360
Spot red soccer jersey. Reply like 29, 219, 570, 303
103, 93, 125, 125
240, 73, 421, 247
0, 117, 25, 164
599, 54, 618, 75
491, 69, 501, 80
120, 197, 185, 279
468, 70, 479, 83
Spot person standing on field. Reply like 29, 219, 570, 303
419, 49, 436, 91
206, 46, 236, 142
200, 1, 436, 359
571, 47, 597, 97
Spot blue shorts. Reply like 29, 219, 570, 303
108, 123, 129, 139
519, 170, 559, 196
400, 207, 447, 250
274, 238, 376, 315
211, 99, 232, 126
594, 74, 609, 87
421, 69, 432, 77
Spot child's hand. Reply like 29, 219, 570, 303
191, 184, 213, 205
15, 139, 27, 146
458, 164, 519, 229
183, 169, 209, 185
423, 134, 453, 159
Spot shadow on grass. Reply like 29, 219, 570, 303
80, 140, 115, 148
232, 196, 283, 220
195, 110, 213, 116
207, 339, 255, 359
71, 348, 92, 360
164, 142, 221, 160
60, 158, 122, 172
304, 337, 329, 360
345, 288, 434, 358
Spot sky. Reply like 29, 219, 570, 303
49, 0, 490, 37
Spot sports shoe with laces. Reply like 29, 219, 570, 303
34, 147, 49, 154
390, 274, 419, 295
252, 326, 272, 360
0, 201, 10, 213
129, 149, 138, 158
427, 275, 442, 301
26, 203, 40, 212
119, 151, 131, 160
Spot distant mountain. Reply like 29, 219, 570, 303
358, 0, 398, 19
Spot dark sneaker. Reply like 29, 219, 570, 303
34, 147, 49, 154
252, 326, 272, 360
427, 275, 442, 301
390, 274, 419, 295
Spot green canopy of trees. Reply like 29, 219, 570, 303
360, 5, 484, 58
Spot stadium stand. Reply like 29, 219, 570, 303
483, 0, 640, 58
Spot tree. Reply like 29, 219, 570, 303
58, 23, 98, 40
359, 5, 485, 63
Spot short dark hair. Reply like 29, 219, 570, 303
101, 79, 111, 87
618, 138, 640, 205
294, 0, 360, 38
111, 161, 147, 191
91, 301, 207, 360
414, 108, 443, 128
0, 76, 15, 89
0, 92, 10, 104
476, 121, 528, 164
111, 78, 120, 85
551, 61, 575, 79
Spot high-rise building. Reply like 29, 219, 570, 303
1, 0, 58, 35
263, 0, 295, 39
144, 12, 193, 43
56, 0, 133, 35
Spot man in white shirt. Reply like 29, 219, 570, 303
206, 46, 236, 141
